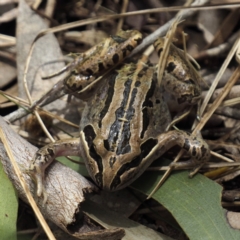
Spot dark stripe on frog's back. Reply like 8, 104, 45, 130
140, 70, 171, 138
98, 74, 117, 127
114, 64, 155, 154
106, 75, 133, 154
116, 86, 137, 155
140, 69, 156, 139
79, 73, 116, 130
102, 63, 146, 155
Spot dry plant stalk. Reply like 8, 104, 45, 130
156, 16, 181, 87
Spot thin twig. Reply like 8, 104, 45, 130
198, 37, 240, 118
116, 0, 128, 33
147, 162, 240, 172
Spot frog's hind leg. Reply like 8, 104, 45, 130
150, 130, 210, 171
129, 130, 210, 189
162, 72, 202, 105
169, 130, 209, 176
133, 130, 210, 186
146, 130, 209, 199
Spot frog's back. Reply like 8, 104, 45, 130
79, 62, 171, 190
80, 63, 171, 144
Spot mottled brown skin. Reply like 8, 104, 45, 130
30, 32, 210, 198
78, 63, 209, 191
64, 30, 142, 93
154, 38, 202, 105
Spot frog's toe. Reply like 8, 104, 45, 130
188, 138, 210, 177
29, 162, 47, 200
188, 135, 210, 162
35, 174, 44, 197
201, 142, 210, 162
194, 139, 210, 162
34, 172, 48, 203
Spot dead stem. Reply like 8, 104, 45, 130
116, 0, 128, 32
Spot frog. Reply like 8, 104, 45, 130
29, 30, 210, 200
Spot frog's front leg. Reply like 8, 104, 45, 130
30, 138, 80, 198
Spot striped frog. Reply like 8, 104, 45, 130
30, 30, 210, 199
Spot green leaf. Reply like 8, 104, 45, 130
132, 171, 240, 240
57, 156, 89, 177
0, 163, 18, 240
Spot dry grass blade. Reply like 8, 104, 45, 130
0, 33, 16, 46
195, 66, 240, 132
156, 16, 181, 87
220, 97, 240, 108
0, 91, 30, 112
116, 0, 128, 32
236, 37, 240, 64
198, 38, 240, 118
210, 151, 234, 163
1, 90, 79, 129
33, 110, 55, 142
0, 128, 56, 240
205, 96, 240, 111
166, 108, 192, 131
148, 162, 240, 172
45, 0, 56, 18
32, 0, 42, 9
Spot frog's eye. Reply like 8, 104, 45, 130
112, 53, 120, 64
126, 45, 134, 51
166, 62, 177, 73
85, 68, 94, 75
